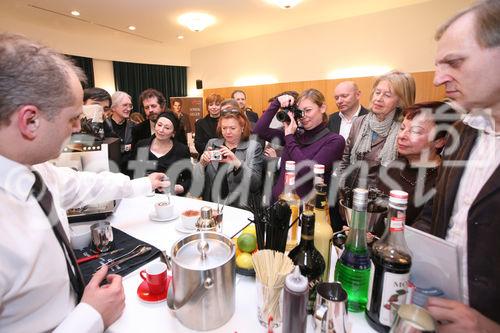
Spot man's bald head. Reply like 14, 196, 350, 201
334, 81, 361, 115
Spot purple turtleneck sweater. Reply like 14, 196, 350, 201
253, 99, 345, 201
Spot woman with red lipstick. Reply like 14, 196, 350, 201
338, 70, 416, 189
372, 101, 460, 231
197, 100, 264, 206
135, 112, 191, 195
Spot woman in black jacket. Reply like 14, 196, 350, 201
135, 112, 192, 195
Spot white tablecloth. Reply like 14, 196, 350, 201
103, 194, 375, 333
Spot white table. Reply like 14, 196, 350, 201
103, 194, 375, 333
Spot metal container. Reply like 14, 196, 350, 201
167, 232, 236, 331
313, 282, 348, 333
389, 304, 436, 333
338, 199, 387, 232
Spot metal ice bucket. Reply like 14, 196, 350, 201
338, 199, 387, 232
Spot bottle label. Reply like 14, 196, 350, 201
366, 261, 375, 311
307, 277, 321, 314
285, 172, 295, 186
389, 217, 405, 232
378, 271, 410, 326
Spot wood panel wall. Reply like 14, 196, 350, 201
202, 71, 445, 117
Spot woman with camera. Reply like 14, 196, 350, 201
196, 100, 264, 206
134, 112, 191, 195
254, 88, 345, 201
338, 70, 416, 189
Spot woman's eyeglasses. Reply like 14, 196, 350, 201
220, 108, 241, 116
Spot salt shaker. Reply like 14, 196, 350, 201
282, 266, 308, 333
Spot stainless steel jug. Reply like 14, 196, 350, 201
313, 282, 348, 333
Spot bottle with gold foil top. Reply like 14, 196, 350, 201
312, 183, 334, 282
280, 161, 301, 251
288, 211, 325, 314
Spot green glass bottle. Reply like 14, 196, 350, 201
334, 188, 371, 312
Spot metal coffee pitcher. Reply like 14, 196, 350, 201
313, 282, 348, 333
390, 304, 436, 333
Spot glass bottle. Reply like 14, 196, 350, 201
288, 211, 325, 314
366, 190, 412, 332
304, 164, 325, 211
280, 161, 301, 251
313, 183, 334, 282
334, 188, 371, 312
282, 266, 308, 333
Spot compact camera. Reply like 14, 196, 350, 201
209, 149, 223, 161
276, 104, 304, 123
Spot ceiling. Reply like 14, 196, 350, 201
3, 0, 432, 54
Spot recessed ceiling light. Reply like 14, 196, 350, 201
128, 26, 136, 31
178, 13, 215, 32
177, 35, 185, 40
267, 0, 301, 9
70, 10, 80, 16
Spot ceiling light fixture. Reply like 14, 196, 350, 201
70, 10, 80, 16
177, 35, 185, 40
178, 13, 215, 32
128, 26, 136, 31
267, 0, 301, 9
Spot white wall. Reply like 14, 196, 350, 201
188, 0, 473, 92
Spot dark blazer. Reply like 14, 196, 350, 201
131, 120, 152, 148
245, 108, 259, 128
327, 105, 369, 134
414, 122, 500, 324
194, 115, 218, 155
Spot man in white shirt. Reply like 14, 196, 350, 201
415, 1, 500, 332
327, 81, 368, 138
0, 33, 169, 332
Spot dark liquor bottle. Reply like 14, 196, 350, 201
334, 188, 371, 312
288, 211, 325, 314
366, 190, 412, 332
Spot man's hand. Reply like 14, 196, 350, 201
427, 297, 500, 333
81, 265, 125, 329
148, 172, 171, 192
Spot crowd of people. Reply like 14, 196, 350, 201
0, 0, 499, 331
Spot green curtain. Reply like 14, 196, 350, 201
112, 61, 187, 114
65, 54, 94, 88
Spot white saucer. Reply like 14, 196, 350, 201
175, 222, 197, 234
149, 211, 179, 222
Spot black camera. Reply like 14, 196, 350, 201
276, 104, 304, 123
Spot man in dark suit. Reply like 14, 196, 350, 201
327, 81, 368, 138
231, 90, 259, 126
133, 89, 187, 146
132, 89, 166, 147
415, 1, 500, 331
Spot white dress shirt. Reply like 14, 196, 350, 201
339, 105, 362, 139
0, 155, 151, 333
446, 111, 500, 304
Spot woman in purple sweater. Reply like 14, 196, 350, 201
254, 89, 345, 201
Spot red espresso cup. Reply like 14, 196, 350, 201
140, 262, 168, 294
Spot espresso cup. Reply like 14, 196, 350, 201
181, 210, 200, 230
140, 262, 168, 295
155, 201, 174, 219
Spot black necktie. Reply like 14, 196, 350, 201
31, 171, 85, 301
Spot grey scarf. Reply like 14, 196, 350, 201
349, 111, 400, 166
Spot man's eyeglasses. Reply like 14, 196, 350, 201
220, 108, 241, 116
121, 103, 133, 110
